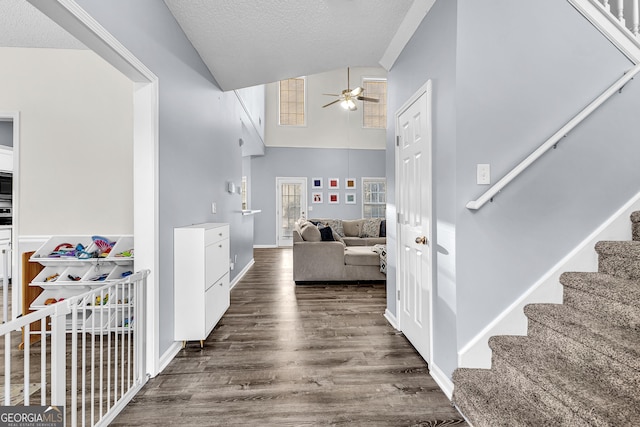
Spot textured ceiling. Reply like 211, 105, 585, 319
163, 0, 413, 90
0, 0, 86, 49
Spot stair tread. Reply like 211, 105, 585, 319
595, 240, 640, 257
524, 303, 640, 371
490, 335, 640, 425
560, 271, 640, 308
453, 368, 562, 427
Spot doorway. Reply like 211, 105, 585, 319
276, 177, 307, 247
395, 80, 433, 364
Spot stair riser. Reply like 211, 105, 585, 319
598, 253, 640, 280
489, 355, 592, 426
563, 286, 640, 332
527, 320, 640, 397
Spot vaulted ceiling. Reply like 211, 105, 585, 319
0, 0, 433, 91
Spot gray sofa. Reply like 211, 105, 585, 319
292, 218, 386, 283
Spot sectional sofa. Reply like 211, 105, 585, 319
292, 218, 386, 283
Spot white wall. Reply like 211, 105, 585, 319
265, 67, 387, 150
0, 47, 133, 235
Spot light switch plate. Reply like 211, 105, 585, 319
477, 164, 490, 185
211, 202, 217, 214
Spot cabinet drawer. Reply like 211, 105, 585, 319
205, 273, 229, 334
204, 225, 229, 246
205, 237, 229, 287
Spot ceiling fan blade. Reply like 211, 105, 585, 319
322, 99, 341, 108
357, 96, 379, 103
350, 87, 363, 97
322, 93, 342, 96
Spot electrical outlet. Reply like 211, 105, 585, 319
211, 202, 217, 214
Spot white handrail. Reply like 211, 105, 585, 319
466, 64, 640, 210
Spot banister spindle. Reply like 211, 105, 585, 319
618, 0, 626, 26
603, 0, 611, 12
633, 0, 640, 36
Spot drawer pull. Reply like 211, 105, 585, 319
219, 244, 222, 248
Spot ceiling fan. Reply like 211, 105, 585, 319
322, 67, 379, 111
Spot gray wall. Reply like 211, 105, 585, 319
387, 0, 459, 377
76, 0, 260, 357
0, 121, 12, 147
388, 0, 640, 378
252, 147, 385, 246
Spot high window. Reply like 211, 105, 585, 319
362, 79, 387, 129
362, 177, 386, 218
279, 77, 306, 126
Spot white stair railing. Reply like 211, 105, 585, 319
0, 270, 149, 426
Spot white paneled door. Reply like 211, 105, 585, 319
396, 81, 433, 364
276, 177, 307, 247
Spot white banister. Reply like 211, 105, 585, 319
604, 0, 611, 11
617, 0, 626, 25
633, 0, 639, 35
467, 64, 640, 210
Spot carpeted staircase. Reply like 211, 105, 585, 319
452, 212, 640, 426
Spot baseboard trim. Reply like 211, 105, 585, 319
384, 308, 399, 330
458, 191, 640, 369
157, 342, 182, 376
230, 258, 254, 290
253, 244, 278, 249
429, 362, 454, 400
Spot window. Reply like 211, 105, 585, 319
279, 77, 306, 126
362, 79, 387, 129
362, 178, 386, 218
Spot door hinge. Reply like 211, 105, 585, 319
396, 135, 400, 146
397, 290, 400, 300
397, 212, 401, 223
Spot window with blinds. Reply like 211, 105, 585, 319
362, 177, 387, 218
279, 77, 306, 126
362, 79, 387, 129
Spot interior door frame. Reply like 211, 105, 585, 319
275, 177, 308, 247
394, 79, 434, 364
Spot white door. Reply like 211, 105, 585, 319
396, 81, 433, 363
276, 177, 307, 247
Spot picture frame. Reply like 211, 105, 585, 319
345, 193, 356, 204
312, 192, 323, 204
328, 178, 340, 189
312, 178, 323, 189
345, 178, 356, 189
328, 192, 339, 204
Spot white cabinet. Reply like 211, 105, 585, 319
174, 223, 230, 347
29, 234, 135, 331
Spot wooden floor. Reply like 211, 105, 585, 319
112, 248, 467, 426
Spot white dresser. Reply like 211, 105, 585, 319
174, 223, 230, 347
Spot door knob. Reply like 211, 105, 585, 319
415, 236, 428, 245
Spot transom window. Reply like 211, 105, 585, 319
279, 77, 306, 126
362, 177, 386, 218
362, 79, 387, 129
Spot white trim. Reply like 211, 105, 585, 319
27, 0, 161, 377
254, 244, 278, 249
230, 258, 254, 290
429, 362, 454, 400
384, 308, 399, 330
568, 0, 640, 63
458, 191, 640, 369
158, 342, 182, 375
379, 0, 436, 70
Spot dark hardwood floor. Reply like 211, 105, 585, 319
112, 248, 467, 426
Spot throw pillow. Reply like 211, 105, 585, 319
300, 223, 321, 242
359, 218, 382, 238
342, 220, 361, 237
322, 219, 344, 237
332, 230, 345, 246
379, 220, 386, 238
318, 225, 335, 241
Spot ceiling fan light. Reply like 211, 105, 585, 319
347, 99, 357, 110
340, 99, 350, 110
